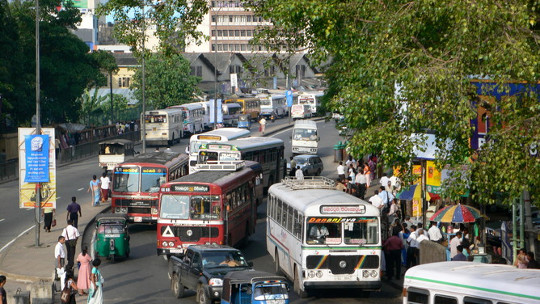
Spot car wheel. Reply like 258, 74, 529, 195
316, 169, 322, 176
171, 273, 185, 298
197, 284, 211, 304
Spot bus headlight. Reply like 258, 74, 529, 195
115, 207, 127, 213
316, 271, 323, 278
162, 241, 168, 247
168, 242, 175, 247
308, 271, 315, 278
209, 278, 223, 286
370, 270, 378, 277
151, 207, 158, 214
363, 270, 370, 278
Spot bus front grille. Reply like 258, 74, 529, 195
128, 207, 150, 214
171, 227, 220, 242
306, 255, 380, 274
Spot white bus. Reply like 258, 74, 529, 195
403, 261, 540, 304
258, 93, 288, 119
267, 177, 382, 297
291, 120, 319, 155
196, 137, 286, 192
168, 102, 205, 136
188, 128, 251, 173
222, 103, 242, 127
291, 104, 313, 119
296, 91, 324, 116
143, 108, 183, 146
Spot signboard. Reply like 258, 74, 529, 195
230, 73, 238, 91
307, 217, 374, 223
426, 160, 441, 194
18, 128, 57, 209
412, 199, 422, 217
171, 184, 210, 192
209, 99, 223, 124
286, 90, 293, 107
320, 205, 366, 214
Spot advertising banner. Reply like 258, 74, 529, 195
426, 160, 441, 194
18, 128, 57, 209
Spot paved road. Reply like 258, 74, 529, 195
90, 119, 401, 303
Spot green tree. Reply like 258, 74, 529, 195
131, 52, 201, 109
89, 50, 119, 121
244, 0, 540, 205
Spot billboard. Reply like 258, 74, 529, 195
18, 128, 57, 209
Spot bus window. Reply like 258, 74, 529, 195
406, 287, 429, 304
463, 297, 492, 304
141, 167, 167, 192
277, 200, 283, 226
306, 220, 341, 245
344, 218, 379, 245
434, 295, 458, 304
160, 195, 190, 219
199, 151, 219, 163
286, 205, 293, 232
113, 171, 139, 192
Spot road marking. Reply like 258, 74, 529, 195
0, 219, 4, 222
77, 188, 84, 191
0, 225, 36, 253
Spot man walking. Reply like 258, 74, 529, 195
66, 196, 82, 228
62, 220, 80, 270
259, 117, 267, 134
55, 236, 66, 290
428, 221, 443, 243
336, 161, 345, 181
100, 172, 111, 202
383, 227, 404, 280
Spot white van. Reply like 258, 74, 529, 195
291, 120, 319, 155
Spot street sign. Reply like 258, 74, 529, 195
286, 90, 293, 107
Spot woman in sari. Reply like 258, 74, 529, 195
87, 175, 101, 207
87, 258, 103, 304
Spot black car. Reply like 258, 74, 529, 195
169, 244, 253, 304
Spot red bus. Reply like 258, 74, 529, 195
156, 161, 264, 256
112, 151, 189, 223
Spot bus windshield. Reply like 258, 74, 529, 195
293, 129, 317, 141
141, 167, 167, 193
306, 217, 378, 245
160, 194, 221, 220
113, 168, 140, 192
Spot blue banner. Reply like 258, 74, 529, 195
286, 90, 293, 107
24, 134, 50, 182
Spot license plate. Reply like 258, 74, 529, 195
134, 217, 142, 222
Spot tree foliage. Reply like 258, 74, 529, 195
244, 0, 540, 205
131, 52, 201, 109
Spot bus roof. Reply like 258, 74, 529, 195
145, 108, 182, 115
118, 151, 188, 166
203, 137, 284, 152
224, 97, 260, 102
165, 161, 262, 187
404, 262, 540, 301
168, 102, 204, 111
293, 120, 317, 129
190, 128, 251, 142
268, 181, 378, 216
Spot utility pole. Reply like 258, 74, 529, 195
34, 0, 41, 246
141, 2, 147, 153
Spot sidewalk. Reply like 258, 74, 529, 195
0, 200, 109, 304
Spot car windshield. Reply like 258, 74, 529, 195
294, 157, 307, 165
253, 284, 289, 300
202, 250, 248, 269
292, 128, 317, 140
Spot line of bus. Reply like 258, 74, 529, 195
143, 108, 183, 146
403, 261, 540, 304
296, 92, 324, 116
266, 177, 382, 297
188, 128, 251, 174
224, 97, 261, 121
156, 161, 264, 256
196, 137, 286, 192
168, 102, 206, 136
111, 151, 189, 223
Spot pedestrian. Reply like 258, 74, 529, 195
515, 248, 529, 269
406, 225, 418, 268
289, 163, 297, 177
62, 220, 80, 270
63, 270, 78, 304
399, 223, 410, 267
66, 197, 82, 229
77, 247, 92, 295
527, 252, 539, 269
369, 190, 383, 210
42, 205, 55, 232
55, 236, 67, 290
335, 178, 347, 192
347, 165, 356, 195
451, 245, 468, 261
336, 161, 345, 181
259, 117, 266, 134
88, 259, 104, 304
289, 157, 296, 174
416, 228, 429, 244
295, 166, 304, 181
88, 175, 101, 207
428, 221, 443, 243
379, 173, 389, 190
363, 162, 371, 188
99, 172, 111, 202
355, 167, 367, 199
387, 199, 400, 225
383, 227, 404, 280
0, 275, 7, 304
449, 232, 462, 260
368, 156, 377, 180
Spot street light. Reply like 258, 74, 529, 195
34, 0, 42, 246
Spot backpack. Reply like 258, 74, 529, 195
60, 286, 71, 303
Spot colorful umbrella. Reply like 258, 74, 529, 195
429, 204, 486, 223
397, 184, 431, 201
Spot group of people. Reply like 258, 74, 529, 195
288, 157, 305, 181
88, 172, 111, 207
515, 248, 539, 269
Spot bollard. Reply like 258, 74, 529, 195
334, 142, 343, 162
13, 288, 30, 304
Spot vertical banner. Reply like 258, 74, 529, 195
426, 160, 441, 193
209, 99, 223, 124
18, 128, 57, 209
230, 73, 238, 93
412, 199, 422, 217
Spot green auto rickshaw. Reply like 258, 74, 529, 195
93, 214, 130, 262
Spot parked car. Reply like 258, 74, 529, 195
169, 245, 253, 304
289, 154, 324, 176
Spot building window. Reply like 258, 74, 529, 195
223, 44, 229, 51
247, 15, 252, 22
117, 77, 130, 88
229, 16, 233, 22
247, 30, 252, 37
241, 44, 246, 51
235, 30, 240, 36
212, 15, 216, 23
196, 66, 202, 77
190, 67, 196, 75
241, 30, 246, 37
212, 44, 216, 51
211, 30, 215, 36
229, 30, 234, 36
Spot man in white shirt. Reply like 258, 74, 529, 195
309, 224, 329, 242
62, 220, 80, 270
369, 190, 383, 210
406, 225, 418, 268
55, 236, 66, 290
295, 166, 304, 181
336, 161, 345, 181
379, 173, 389, 190
428, 221, 443, 242
450, 232, 462, 259
100, 172, 111, 202
416, 229, 429, 244
355, 171, 367, 199
378, 186, 394, 210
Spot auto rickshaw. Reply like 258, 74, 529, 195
221, 270, 289, 304
93, 214, 130, 262
98, 139, 135, 170
237, 114, 251, 129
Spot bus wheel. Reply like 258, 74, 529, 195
294, 267, 308, 298
274, 249, 282, 275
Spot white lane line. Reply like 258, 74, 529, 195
77, 188, 84, 191
0, 219, 5, 222
0, 225, 36, 253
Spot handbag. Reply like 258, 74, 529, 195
52, 219, 57, 227
60, 286, 71, 303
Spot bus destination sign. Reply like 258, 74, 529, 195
171, 184, 210, 193
115, 167, 139, 173
320, 205, 366, 214
197, 135, 221, 140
